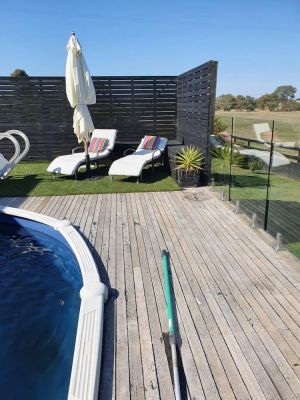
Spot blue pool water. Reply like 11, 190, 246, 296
0, 217, 82, 400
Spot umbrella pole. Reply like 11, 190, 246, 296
83, 138, 91, 177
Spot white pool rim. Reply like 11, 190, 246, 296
0, 206, 108, 400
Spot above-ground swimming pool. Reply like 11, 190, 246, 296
0, 207, 108, 400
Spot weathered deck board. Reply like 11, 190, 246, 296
123, 194, 146, 400
1, 189, 300, 400
169, 192, 297, 398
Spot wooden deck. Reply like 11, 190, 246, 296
1, 189, 300, 400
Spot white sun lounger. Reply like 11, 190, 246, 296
250, 123, 291, 167
47, 129, 117, 178
0, 130, 30, 179
108, 136, 168, 183
253, 123, 296, 148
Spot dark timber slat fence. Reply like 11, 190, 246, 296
91, 76, 177, 142
0, 61, 217, 175
0, 76, 177, 160
177, 61, 218, 180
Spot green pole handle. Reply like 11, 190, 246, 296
162, 250, 175, 335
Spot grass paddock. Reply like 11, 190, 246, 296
216, 111, 300, 143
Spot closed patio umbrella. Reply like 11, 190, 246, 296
66, 32, 96, 175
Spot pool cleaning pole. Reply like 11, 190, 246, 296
162, 250, 181, 400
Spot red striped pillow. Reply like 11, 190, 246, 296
89, 137, 109, 153
142, 135, 160, 150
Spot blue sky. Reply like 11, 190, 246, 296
1, 0, 299, 97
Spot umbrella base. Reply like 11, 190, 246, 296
76, 173, 105, 181
74, 154, 92, 180
75, 163, 106, 180
85, 153, 91, 176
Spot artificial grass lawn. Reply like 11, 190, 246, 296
0, 162, 179, 197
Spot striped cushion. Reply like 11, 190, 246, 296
89, 137, 109, 153
142, 135, 160, 150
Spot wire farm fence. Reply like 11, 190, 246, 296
211, 116, 300, 258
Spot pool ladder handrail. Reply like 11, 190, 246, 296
0, 130, 30, 179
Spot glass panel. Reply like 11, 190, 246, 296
212, 113, 300, 259
229, 117, 271, 226
210, 129, 231, 199
268, 119, 300, 258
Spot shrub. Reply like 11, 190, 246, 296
281, 100, 300, 111
214, 116, 228, 134
249, 159, 264, 173
212, 145, 245, 167
216, 94, 236, 111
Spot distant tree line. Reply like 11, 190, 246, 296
216, 85, 300, 112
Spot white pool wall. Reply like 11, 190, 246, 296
0, 206, 108, 400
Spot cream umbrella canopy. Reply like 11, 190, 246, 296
66, 32, 96, 175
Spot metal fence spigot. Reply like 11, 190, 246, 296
275, 233, 284, 251
221, 187, 225, 201
235, 200, 240, 214
251, 213, 258, 228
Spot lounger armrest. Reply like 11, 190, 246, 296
152, 149, 163, 161
72, 146, 84, 154
123, 148, 137, 156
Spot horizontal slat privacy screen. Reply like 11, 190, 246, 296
0, 61, 217, 161
177, 61, 218, 175
0, 76, 177, 160
91, 77, 177, 142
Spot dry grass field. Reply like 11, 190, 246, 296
216, 111, 300, 143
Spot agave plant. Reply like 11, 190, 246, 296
175, 145, 204, 174
212, 144, 245, 168
212, 145, 231, 168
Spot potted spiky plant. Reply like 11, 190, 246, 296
174, 145, 204, 187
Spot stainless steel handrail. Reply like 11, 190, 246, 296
0, 130, 30, 179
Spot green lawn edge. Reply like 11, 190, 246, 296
0, 162, 180, 197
